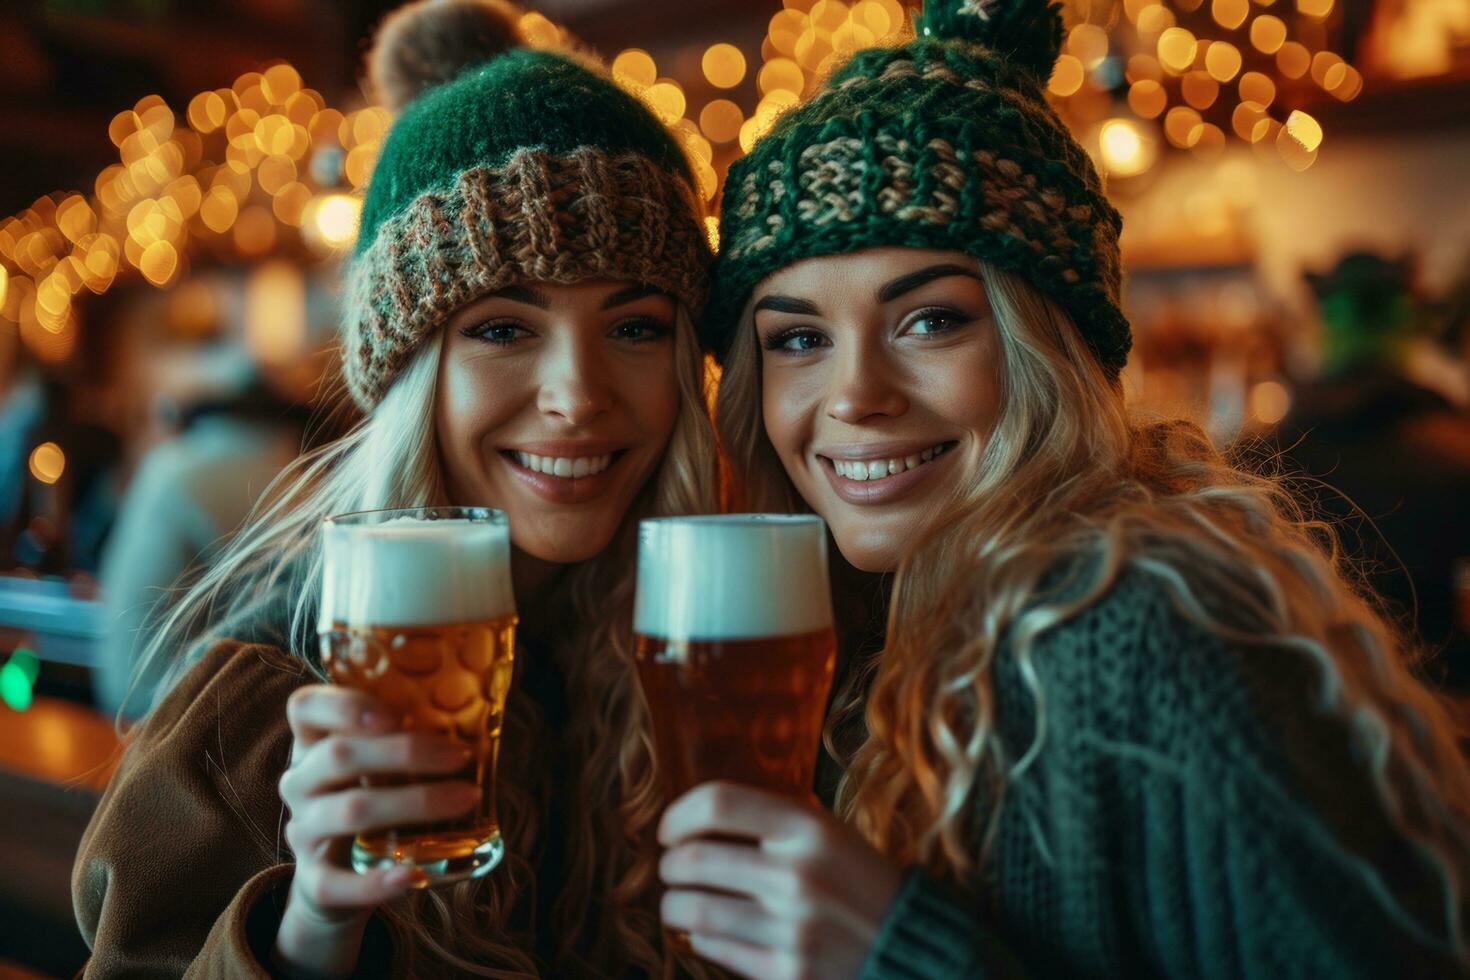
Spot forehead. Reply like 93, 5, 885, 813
753, 247, 977, 298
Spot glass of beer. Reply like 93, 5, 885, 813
318, 506, 516, 886
633, 515, 837, 801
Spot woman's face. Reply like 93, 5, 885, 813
437, 278, 679, 564
753, 248, 1002, 573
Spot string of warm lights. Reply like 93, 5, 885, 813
0, 60, 381, 370
0, 0, 1373, 379
1048, 0, 1360, 177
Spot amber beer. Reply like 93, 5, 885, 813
633, 516, 836, 800
318, 507, 516, 885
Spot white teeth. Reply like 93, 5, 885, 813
512, 452, 614, 478
831, 443, 951, 482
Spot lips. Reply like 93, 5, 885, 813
500, 447, 627, 505
817, 440, 958, 506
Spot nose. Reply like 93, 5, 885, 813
536, 334, 614, 426
827, 340, 909, 424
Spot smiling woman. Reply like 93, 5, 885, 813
745, 251, 1001, 571
437, 281, 683, 558
69, 1, 719, 978
686, 0, 1470, 978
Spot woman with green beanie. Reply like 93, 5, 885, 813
662, 1, 1470, 976
73, 1, 717, 976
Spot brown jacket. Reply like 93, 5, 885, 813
71, 640, 401, 977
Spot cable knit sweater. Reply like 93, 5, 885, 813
858, 567, 1467, 979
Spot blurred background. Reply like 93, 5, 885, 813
0, 0, 1467, 974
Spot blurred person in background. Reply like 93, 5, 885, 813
1, 336, 125, 576
92, 338, 324, 720
0, 356, 46, 560
1278, 251, 1470, 691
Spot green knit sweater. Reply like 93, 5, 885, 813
856, 568, 1466, 979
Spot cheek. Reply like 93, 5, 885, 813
437, 356, 522, 465
761, 368, 816, 463
623, 350, 680, 440
925, 337, 1002, 437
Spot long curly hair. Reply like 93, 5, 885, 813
133, 305, 718, 976
716, 258, 1470, 962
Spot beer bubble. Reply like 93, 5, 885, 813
347, 634, 391, 679
375, 672, 421, 715
431, 671, 478, 714
391, 634, 442, 676
457, 635, 493, 673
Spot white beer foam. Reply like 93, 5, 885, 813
635, 515, 833, 640
320, 517, 514, 628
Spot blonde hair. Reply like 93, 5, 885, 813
134, 305, 718, 976
717, 260, 1470, 960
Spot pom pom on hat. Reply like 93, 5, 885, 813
368, 0, 525, 112
919, 0, 1064, 80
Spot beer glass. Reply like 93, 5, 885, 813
318, 506, 516, 886
633, 515, 837, 800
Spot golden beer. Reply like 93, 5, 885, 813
319, 506, 516, 885
634, 516, 837, 800
320, 616, 515, 868
634, 629, 836, 798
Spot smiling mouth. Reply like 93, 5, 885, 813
820, 441, 957, 483
502, 450, 624, 479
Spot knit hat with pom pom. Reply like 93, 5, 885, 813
705, 0, 1130, 376
341, 0, 711, 409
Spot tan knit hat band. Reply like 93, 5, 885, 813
342, 146, 711, 409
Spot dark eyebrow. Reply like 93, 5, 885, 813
752, 295, 823, 316
877, 264, 981, 303
600, 284, 667, 310
488, 284, 551, 309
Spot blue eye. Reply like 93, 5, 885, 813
610, 318, 673, 343
763, 328, 830, 353
462, 320, 531, 346
906, 308, 966, 336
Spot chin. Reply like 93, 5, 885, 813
829, 523, 905, 575
512, 522, 618, 565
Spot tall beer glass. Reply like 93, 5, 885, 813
318, 506, 516, 885
633, 515, 836, 800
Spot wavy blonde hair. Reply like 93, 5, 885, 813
133, 305, 718, 976
717, 259, 1470, 961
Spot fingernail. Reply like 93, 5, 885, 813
383, 866, 414, 887
361, 709, 391, 729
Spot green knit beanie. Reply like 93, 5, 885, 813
342, 0, 711, 410
705, 0, 1130, 376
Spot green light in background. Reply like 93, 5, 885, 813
12, 648, 39, 682
1, 648, 39, 711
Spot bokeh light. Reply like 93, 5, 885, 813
29, 443, 65, 484
703, 43, 747, 89
1098, 118, 1159, 177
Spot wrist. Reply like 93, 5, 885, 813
272, 890, 370, 980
